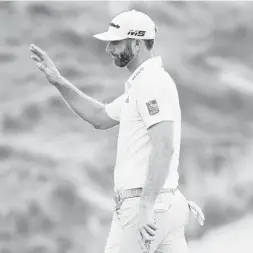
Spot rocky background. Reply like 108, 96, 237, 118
0, 1, 253, 253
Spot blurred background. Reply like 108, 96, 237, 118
0, 1, 253, 252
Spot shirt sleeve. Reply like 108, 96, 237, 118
136, 81, 175, 129
104, 94, 126, 121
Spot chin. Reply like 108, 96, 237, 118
113, 60, 125, 68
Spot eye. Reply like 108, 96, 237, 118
112, 40, 120, 45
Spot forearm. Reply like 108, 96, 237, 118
53, 76, 104, 128
140, 146, 173, 209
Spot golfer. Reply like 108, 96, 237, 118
30, 9, 204, 253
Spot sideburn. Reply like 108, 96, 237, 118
118, 39, 137, 67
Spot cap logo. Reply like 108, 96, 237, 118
127, 30, 146, 37
110, 22, 120, 29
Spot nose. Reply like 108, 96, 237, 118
106, 41, 114, 53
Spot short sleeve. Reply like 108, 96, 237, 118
105, 94, 126, 121
136, 81, 175, 129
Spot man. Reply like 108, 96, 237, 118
30, 9, 204, 253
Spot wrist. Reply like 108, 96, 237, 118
53, 75, 65, 87
139, 199, 154, 210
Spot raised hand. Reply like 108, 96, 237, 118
29, 44, 62, 85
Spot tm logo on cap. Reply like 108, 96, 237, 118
127, 30, 146, 37
110, 23, 120, 29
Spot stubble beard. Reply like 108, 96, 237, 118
113, 44, 135, 68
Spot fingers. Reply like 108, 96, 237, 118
138, 224, 156, 253
29, 44, 47, 73
146, 223, 157, 231
29, 44, 46, 61
139, 227, 155, 242
143, 225, 156, 236
36, 62, 47, 72
138, 237, 148, 253
31, 55, 41, 62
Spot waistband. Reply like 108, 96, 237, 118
114, 187, 178, 203
113, 188, 205, 227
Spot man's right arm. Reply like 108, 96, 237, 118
29, 44, 119, 130
54, 76, 119, 130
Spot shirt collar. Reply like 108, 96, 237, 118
125, 56, 163, 91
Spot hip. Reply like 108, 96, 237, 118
113, 188, 189, 229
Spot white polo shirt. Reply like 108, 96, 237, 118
105, 56, 181, 191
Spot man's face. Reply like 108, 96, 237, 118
106, 39, 136, 68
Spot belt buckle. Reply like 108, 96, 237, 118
172, 188, 177, 194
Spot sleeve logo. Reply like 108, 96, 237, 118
146, 100, 159, 115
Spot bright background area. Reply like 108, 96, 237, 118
0, 1, 253, 253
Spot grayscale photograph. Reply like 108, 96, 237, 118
0, 1, 252, 253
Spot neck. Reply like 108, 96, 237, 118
127, 52, 153, 74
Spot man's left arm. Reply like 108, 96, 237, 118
135, 80, 176, 245
139, 121, 174, 210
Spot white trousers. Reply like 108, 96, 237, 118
104, 190, 190, 253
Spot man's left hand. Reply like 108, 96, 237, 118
137, 205, 157, 252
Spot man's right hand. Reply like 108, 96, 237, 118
29, 44, 62, 85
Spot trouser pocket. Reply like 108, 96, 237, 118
116, 197, 140, 229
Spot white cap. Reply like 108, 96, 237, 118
93, 9, 157, 41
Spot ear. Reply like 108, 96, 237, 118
135, 39, 143, 46
135, 39, 142, 51
136, 40, 140, 46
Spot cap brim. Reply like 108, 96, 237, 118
93, 31, 125, 41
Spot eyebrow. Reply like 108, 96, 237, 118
111, 40, 121, 44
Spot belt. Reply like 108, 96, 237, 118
113, 187, 177, 210
113, 188, 205, 227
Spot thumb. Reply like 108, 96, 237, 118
37, 62, 47, 72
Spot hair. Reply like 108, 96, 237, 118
143, 39, 155, 51
143, 26, 158, 51
128, 38, 155, 51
